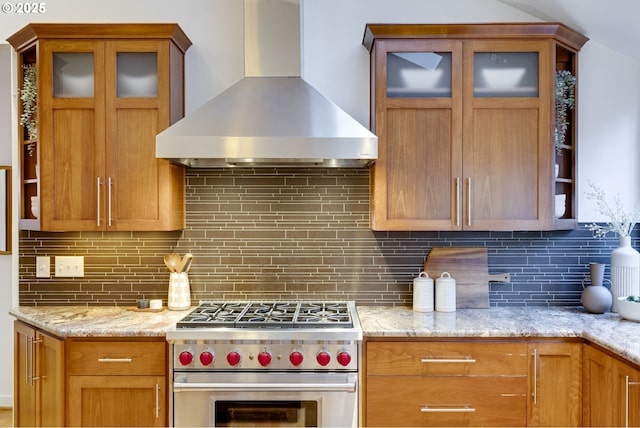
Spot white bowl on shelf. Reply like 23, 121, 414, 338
555, 194, 566, 218
30, 196, 39, 218
618, 296, 640, 322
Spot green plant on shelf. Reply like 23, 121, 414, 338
555, 70, 576, 154
19, 63, 38, 145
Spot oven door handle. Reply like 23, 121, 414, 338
173, 382, 356, 393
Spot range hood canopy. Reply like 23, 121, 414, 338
156, 0, 377, 168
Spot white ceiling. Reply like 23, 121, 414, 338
500, 0, 640, 61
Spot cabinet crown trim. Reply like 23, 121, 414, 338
7, 23, 192, 53
362, 22, 589, 52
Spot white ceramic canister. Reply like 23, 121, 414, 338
168, 272, 191, 310
413, 271, 434, 312
435, 272, 456, 312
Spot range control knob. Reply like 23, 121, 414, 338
316, 351, 331, 366
337, 351, 352, 366
178, 350, 193, 366
258, 351, 272, 367
200, 350, 214, 366
226, 351, 241, 366
289, 351, 304, 366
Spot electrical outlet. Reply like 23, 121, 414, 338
54, 256, 84, 277
36, 256, 50, 278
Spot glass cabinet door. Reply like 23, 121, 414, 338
52, 52, 94, 98
116, 52, 158, 98
473, 52, 538, 97
387, 51, 452, 97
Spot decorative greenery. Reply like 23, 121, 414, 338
586, 180, 640, 238
19, 63, 38, 145
555, 70, 576, 154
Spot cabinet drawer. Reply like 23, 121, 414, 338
366, 376, 527, 427
366, 341, 527, 376
68, 341, 165, 376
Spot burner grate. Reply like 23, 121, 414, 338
236, 302, 298, 328
176, 301, 353, 329
295, 302, 351, 327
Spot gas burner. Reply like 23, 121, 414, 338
296, 302, 351, 327
176, 301, 354, 329
237, 302, 297, 327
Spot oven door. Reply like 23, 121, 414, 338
172, 372, 358, 427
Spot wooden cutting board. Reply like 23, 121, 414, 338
423, 247, 511, 309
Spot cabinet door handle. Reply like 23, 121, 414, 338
97, 177, 102, 226
627, 375, 630, 428
25, 335, 31, 385
28, 337, 43, 384
97, 357, 133, 363
625, 377, 640, 428
455, 177, 460, 226
421, 357, 476, 363
107, 177, 113, 227
421, 405, 476, 413
155, 383, 160, 418
466, 177, 472, 226
532, 349, 538, 404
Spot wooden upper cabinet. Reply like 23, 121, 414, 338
7, 24, 191, 231
363, 23, 588, 231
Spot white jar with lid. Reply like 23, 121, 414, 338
435, 272, 456, 312
413, 271, 434, 312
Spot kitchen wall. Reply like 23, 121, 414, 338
4, 0, 640, 402
0, 43, 16, 406
19, 168, 624, 307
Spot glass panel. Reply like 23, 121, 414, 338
117, 52, 158, 98
474, 52, 538, 97
215, 401, 318, 427
53, 52, 94, 98
387, 52, 452, 98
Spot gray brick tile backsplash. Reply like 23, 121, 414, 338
18, 168, 629, 307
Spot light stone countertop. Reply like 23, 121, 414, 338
9, 306, 193, 338
10, 305, 640, 366
357, 306, 640, 366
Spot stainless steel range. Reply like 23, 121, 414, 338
167, 301, 362, 427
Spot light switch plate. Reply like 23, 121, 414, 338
54, 256, 84, 277
36, 256, 50, 278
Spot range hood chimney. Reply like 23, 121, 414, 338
156, 0, 377, 168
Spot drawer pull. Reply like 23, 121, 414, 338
98, 357, 133, 363
421, 357, 476, 363
421, 405, 476, 413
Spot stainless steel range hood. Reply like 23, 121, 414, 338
156, 0, 377, 168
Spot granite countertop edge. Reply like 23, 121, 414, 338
9, 305, 640, 366
356, 305, 640, 366
9, 306, 193, 338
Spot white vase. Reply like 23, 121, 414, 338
610, 236, 640, 312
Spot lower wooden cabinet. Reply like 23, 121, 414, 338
366, 375, 526, 426
364, 339, 528, 426
67, 375, 165, 427
66, 339, 167, 427
528, 342, 582, 426
13, 321, 167, 427
583, 344, 640, 427
14, 321, 65, 427
364, 339, 585, 427
615, 356, 640, 427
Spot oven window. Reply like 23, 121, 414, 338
215, 401, 318, 427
